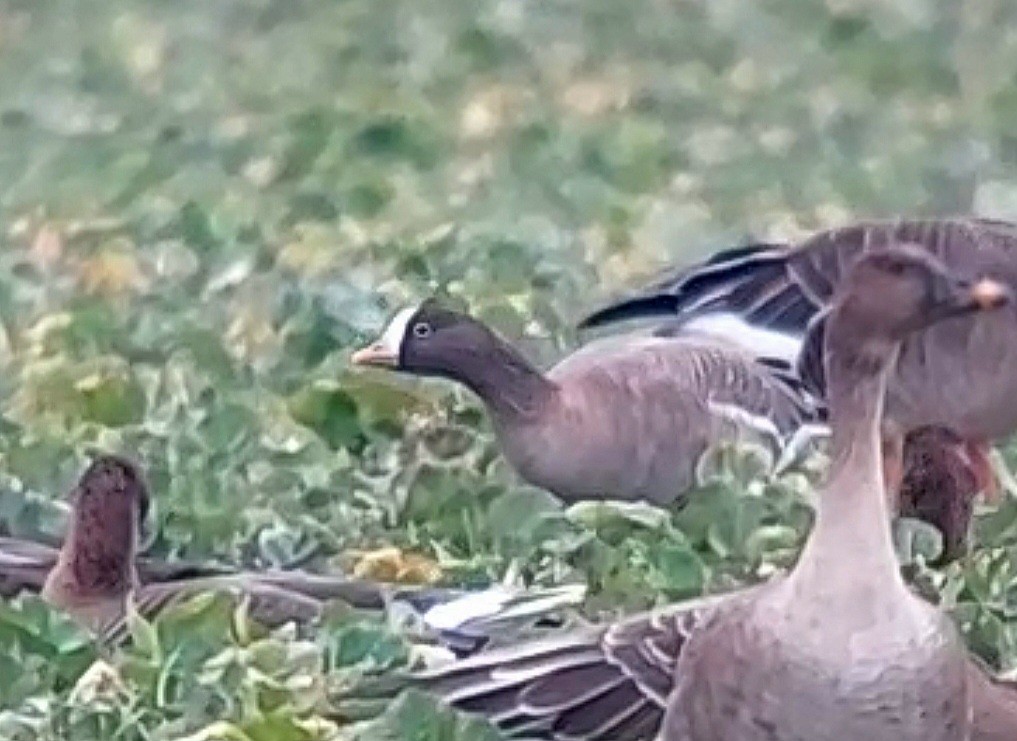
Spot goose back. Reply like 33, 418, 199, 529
410, 594, 724, 740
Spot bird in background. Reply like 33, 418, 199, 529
39, 454, 324, 641
17, 454, 583, 648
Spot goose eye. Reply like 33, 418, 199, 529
412, 322, 433, 338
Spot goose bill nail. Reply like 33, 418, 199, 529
970, 279, 1011, 310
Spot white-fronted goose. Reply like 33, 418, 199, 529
580, 217, 1017, 495
34, 455, 581, 647
352, 301, 821, 506
406, 246, 1012, 740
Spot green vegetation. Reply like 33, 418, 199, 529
2, 0, 1017, 737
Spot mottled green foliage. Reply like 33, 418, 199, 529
1, 0, 1017, 736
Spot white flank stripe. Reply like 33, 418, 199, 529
684, 313, 802, 364
707, 399, 782, 443
772, 422, 831, 476
423, 585, 515, 631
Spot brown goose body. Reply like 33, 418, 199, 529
898, 426, 982, 562
407, 246, 1014, 740
353, 304, 818, 505
664, 566, 966, 741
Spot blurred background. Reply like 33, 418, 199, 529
3, 0, 1017, 738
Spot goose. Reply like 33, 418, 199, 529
32, 455, 583, 647
402, 246, 1013, 740
352, 301, 822, 506
580, 217, 1017, 497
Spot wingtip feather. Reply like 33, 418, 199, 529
578, 295, 679, 330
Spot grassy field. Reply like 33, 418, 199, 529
3, 0, 1017, 738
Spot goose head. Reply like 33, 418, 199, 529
351, 300, 494, 377
835, 244, 1011, 341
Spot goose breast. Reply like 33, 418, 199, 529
665, 585, 970, 741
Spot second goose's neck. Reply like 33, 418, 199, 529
450, 333, 556, 421
793, 324, 905, 592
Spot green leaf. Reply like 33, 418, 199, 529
649, 544, 706, 597
125, 596, 162, 662
287, 383, 364, 451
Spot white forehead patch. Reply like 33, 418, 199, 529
376, 305, 419, 356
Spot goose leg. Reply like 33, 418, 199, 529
967, 440, 1002, 503
881, 430, 905, 509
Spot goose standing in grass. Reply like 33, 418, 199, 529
30, 454, 582, 648
399, 246, 1014, 740
352, 301, 822, 506
581, 217, 1017, 497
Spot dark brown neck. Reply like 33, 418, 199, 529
448, 335, 556, 420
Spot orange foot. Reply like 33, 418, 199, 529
881, 432, 905, 507
962, 439, 1001, 503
